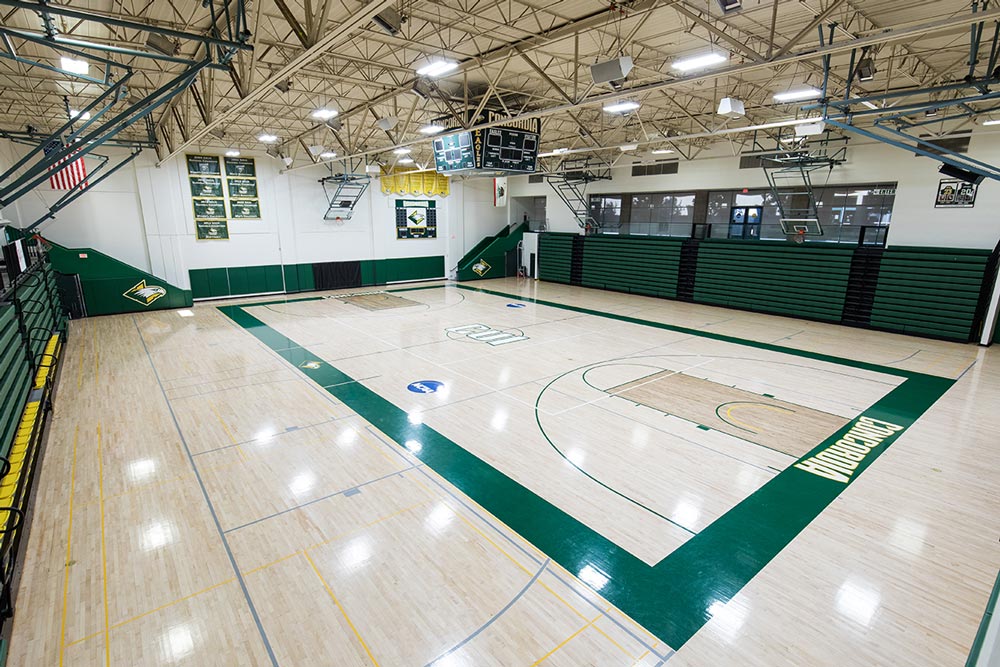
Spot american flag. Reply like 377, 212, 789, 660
43, 139, 89, 190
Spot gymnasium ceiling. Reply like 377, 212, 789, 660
1, 0, 998, 170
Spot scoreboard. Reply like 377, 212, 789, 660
479, 127, 538, 172
432, 132, 476, 173
430, 126, 539, 174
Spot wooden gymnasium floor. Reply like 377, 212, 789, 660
8, 277, 999, 666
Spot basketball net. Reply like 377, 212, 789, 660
794, 229, 806, 244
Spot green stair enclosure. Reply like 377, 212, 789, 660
45, 240, 192, 316
535, 233, 996, 343
456, 222, 528, 281
870, 247, 991, 340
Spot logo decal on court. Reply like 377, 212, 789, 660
446, 323, 528, 346
299, 360, 323, 369
472, 259, 491, 276
122, 280, 166, 306
407, 380, 444, 394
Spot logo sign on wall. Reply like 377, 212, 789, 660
494, 177, 508, 207
122, 280, 166, 306
395, 199, 438, 239
934, 179, 978, 208
407, 380, 444, 393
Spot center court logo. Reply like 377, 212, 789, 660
445, 323, 529, 346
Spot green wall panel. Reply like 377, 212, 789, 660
191, 256, 443, 300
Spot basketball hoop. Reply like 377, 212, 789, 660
793, 229, 806, 244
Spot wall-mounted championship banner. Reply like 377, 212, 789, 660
193, 197, 227, 219
227, 177, 258, 198
395, 199, 437, 239
187, 154, 221, 175
224, 156, 257, 177
189, 176, 223, 197
230, 199, 261, 219
934, 179, 977, 208
195, 219, 229, 240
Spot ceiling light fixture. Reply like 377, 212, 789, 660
603, 100, 641, 114
619, 144, 638, 152
418, 124, 445, 134
982, 119, 1000, 126
415, 59, 458, 78
60, 57, 89, 75
398, 157, 415, 164
855, 58, 877, 82
319, 151, 337, 159
257, 133, 278, 143
672, 52, 728, 72
311, 108, 338, 121
651, 148, 674, 155
393, 147, 411, 155
774, 87, 822, 103
69, 109, 91, 121
225, 149, 241, 157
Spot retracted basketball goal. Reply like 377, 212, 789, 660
319, 173, 370, 223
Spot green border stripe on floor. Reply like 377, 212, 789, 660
218, 285, 954, 649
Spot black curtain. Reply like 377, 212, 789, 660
312, 261, 362, 290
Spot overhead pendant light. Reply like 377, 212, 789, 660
603, 100, 641, 114
257, 133, 278, 143
398, 157, 415, 164
773, 87, 822, 103
69, 109, 91, 121
982, 118, 1000, 126
671, 52, 728, 72
619, 144, 639, 152
651, 148, 674, 155
60, 57, 89, 75
393, 147, 412, 155
419, 124, 445, 134
319, 151, 337, 159
225, 149, 241, 157
311, 108, 338, 121
415, 58, 458, 78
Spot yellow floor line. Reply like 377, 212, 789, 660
530, 610, 603, 666
97, 424, 109, 667
590, 620, 637, 661
209, 401, 247, 462
58, 426, 79, 666
65, 630, 102, 648
109, 578, 235, 630
303, 551, 381, 667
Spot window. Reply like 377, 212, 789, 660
590, 195, 623, 229
626, 192, 695, 237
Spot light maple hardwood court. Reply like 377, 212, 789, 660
9, 278, 999, 666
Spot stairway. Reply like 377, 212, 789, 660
841, 247, 884, 327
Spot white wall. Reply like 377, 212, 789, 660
511, 134, 1000, 250
1, 142, 514, 290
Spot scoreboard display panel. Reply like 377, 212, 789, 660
480, 127, 538, 172
432, 132, 476, 172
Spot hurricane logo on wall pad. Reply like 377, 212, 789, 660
122, 280, 166, 306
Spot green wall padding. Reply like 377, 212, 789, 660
191, 256, 444, 299
538, 233, 576, 284
46, 241, 192, 315
582, 236, 683, 298
693, 240, 855, 322
870, 247, 991, 340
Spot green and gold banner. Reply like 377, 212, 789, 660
230, 199, 261, 219
187, 154, 221, 175
195, 219, 229, 240
227, 177, 258, 198
189, 176, 223, 198
193, 198, 227, 219
224, 156, 257, 177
